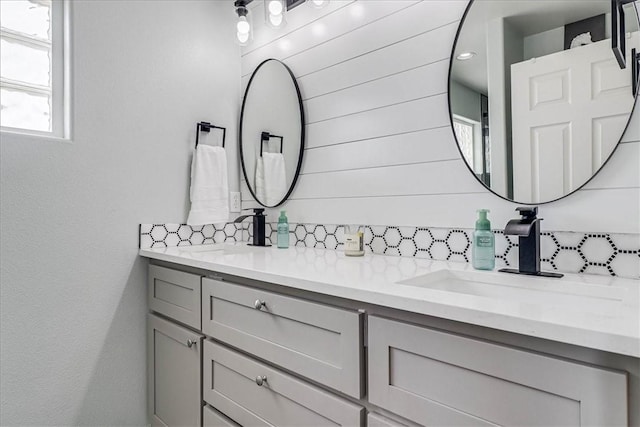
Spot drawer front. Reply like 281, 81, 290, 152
149, 264, 201, 329
202, 278, 363, 398
203, 340, 364, 427
148, 314, 203, 427
368, 316, 628, 426
204, 405, 241, 427
367, 413, 413, 427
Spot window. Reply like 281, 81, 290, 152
0, 0, 68, 138
453, 118, 475, 167
454, 114, 491, 186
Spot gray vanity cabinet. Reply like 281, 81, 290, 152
203, 340, 364, 426
201, 278, 363, 398
147, 313, 204, 427
368, 316, 628, 426
146, 262, 633, 427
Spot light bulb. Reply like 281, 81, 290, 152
456, 52, 476, 61
237, 16, 250, 34
310, 0, 328, 8
268, 13, 284, 27
237, 31, 250, 44
268, 0, 283, 15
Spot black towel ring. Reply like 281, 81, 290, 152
195, 122, 226, 148
260, 131, 284, 156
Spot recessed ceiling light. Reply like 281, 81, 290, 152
456, 52, 476, 61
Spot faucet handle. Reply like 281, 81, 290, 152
234, 208, 266, 223
515, 207, 538, 218
241, 208, 265, 215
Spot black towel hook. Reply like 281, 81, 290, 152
195, 121, 226, 148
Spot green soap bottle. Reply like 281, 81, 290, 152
472, 209, 495, 270
277, 210, 289, 249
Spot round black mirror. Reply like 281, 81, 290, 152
240, 59, 305, 208
449, 0, 639, 204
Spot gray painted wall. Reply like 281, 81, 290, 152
450, 80, 482, 123
0, 1, 240, 425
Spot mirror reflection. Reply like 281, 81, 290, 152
240, 59, 305, 207
450, 0, 639, 203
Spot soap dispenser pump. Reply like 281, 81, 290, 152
472, 209, 495, 270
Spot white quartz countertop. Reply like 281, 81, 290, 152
139, 243, 640, 358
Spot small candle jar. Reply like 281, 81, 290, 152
344, 225, 365, 257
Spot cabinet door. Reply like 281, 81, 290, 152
202, 278, 363, 398
368, 316, 628, 426
148, 264, 202, 329
148, 314, 203, 427
203, 340, 364, 426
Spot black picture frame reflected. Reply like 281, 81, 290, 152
564, 14, 605, 50
612, 0, 626, 68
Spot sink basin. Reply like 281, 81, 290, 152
397, 269, 625, 308
176, 243, 257, 255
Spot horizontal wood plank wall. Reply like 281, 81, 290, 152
240, 0, 640, 234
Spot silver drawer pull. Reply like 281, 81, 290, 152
254, 299, 266, 310
255, 375, 267, 386
187, 339, 197, 348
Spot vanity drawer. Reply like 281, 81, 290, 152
148, 264, 201, 329
368, 316, 627, 426
202, 278, 363, 398
203, 340, 364, 426
204, 404, 241, 427
367, 413, 415, 427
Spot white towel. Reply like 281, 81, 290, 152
255, 156, 266, 203
262, 152, 287, 206
187, 145, 229, 225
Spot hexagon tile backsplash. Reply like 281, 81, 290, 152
140, 223, 639, 279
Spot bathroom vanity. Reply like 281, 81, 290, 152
140, 243, 639, 426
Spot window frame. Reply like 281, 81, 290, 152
0, 0, 71, 141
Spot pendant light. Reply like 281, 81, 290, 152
309, 0, 329, 8
265, 0, 286, 29
235, 0, 253, 46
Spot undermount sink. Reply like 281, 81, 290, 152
397, 269, 625, 308
176, 243, 257, 255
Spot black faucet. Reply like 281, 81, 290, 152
234, 208, 269, 247
499, 207, 563, 278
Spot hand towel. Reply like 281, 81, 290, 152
262, 152, 287, 206
255, 156, 267, 203
187, 145, 229, 225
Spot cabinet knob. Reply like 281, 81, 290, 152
255, 375, 267, 386
254, 299, 266, 310
187, 339, 197, 348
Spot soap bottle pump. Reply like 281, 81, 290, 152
277, 210, 289, 249
472, 209, 495, 270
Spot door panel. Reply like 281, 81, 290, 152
148, 314, 203, 427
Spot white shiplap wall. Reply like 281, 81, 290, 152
240, 0, 640, 234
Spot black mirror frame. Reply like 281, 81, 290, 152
448, 0, 640, 206
239, 58, 306, 208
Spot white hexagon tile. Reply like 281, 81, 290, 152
140, 223, 639, 279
